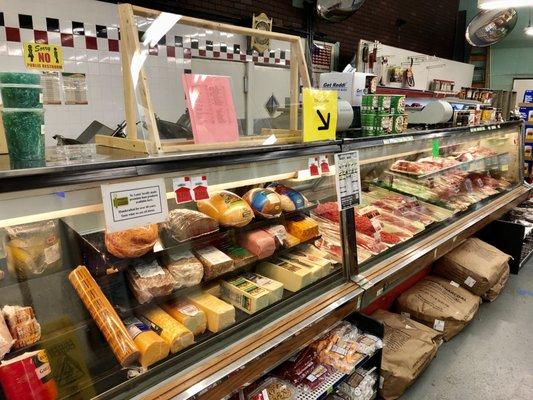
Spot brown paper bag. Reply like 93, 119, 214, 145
395, 276, 481, 341
482, 262, 510, 302
433, 238, 511, 296
372, 309, 443, 400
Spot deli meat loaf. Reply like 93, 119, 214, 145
162, 209, 218, 242
395, 275, 481, 341
237, 229, 276, 259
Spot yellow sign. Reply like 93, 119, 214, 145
23, 42, 63, 71
303, 88, 337, 142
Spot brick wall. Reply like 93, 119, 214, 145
104, 0, 460, 65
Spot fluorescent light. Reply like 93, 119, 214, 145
525, 25, 533, 35
478, 0, 533, 9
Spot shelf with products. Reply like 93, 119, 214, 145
0, 143, 363, 400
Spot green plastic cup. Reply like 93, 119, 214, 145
2, 108, 45, 162
0, 84, 43, 108
390, 95, 406, 114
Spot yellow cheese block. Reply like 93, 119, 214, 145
280, 256, 321, 282
161, 299, 207, 336
285, 217, 319, 241
138, 306, 194, 353
220, 277, 271, 314
124, 317, 170, 368
256, 258, 313, 292
187, 292, 236, 333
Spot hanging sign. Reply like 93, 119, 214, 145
101, 178, 169, 233
303, 88, 337, 142
334, 150, 362, 211
23, 43, 63, 71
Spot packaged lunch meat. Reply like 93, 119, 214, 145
162, 209, 218, 242
197, 191, 254, 228
105, 225, 158, 258
238, 229, 277, 259
248, 377, 298, 400
243, 188, 283, 218
4, 220, 61, 279
160, 249, 204, 289
127, 260, 174, 304
194, 246, 235, 280
0, 349, 58, 400
0, 314, 14, 360
2, 306, 41, 349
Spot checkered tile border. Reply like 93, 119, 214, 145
0, 11, 290, 68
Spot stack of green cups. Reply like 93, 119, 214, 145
361, 94, 393, 136
0, 72, 45, 167
390, 95, 408, 134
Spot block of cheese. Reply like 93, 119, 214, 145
279, 256, 321, 283
297, 244, 331, 261
288, 251, 332, 278
283, 233, 301, 248
220, 277, 271, 314
256, 258, 313, 292
194, 246, 234, 280
187, 292, 236, 333
161, 299, 207, 336
138, 306, 194, 353
285, 217, 319, 242
242, 272, 284, 304
124, 316, 170, 367
237, 229, 276, 259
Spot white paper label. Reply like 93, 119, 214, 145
464, 276, 476, 287
376, 287, 384, 296
101, 178, 169, 233
124, 317, 150, 339
44, 242, 60, 265
334, 150, 362, 211
379, 376, 384, 389
35, 363, 51, 380
190, 175, 209, 201
450, 280, 460, 288
261, 389, 270, 400
433, 319, 445, 332
172, 176, 192, 204
308, 156, 321, 176
39, 92, 43, 103
331, 344, 348, 356
134, 262, 165, 278
41, 124, 46, 136
177, 304, 199, 317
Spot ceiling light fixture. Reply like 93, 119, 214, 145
479, 0, 533, 9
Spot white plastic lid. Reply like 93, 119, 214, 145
0, 83, 42, 89
1, 108, 45, 113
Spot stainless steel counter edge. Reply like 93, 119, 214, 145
131, 285, 364, 400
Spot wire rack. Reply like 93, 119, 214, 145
295, 371, 346, 400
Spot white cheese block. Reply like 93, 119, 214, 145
220, 277, 271, 314
297, 243, 332, 261
290, 252, 332, 278
241, 272, 284, 304
256, 258, 313, 292
187, 292, 235, 333
279, 256, 321, 282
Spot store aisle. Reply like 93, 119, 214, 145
402, 261, 533, 400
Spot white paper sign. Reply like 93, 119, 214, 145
101, 178, 169, 233
334, 150, 362, 211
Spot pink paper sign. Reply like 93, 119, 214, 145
182, 74, 240, 144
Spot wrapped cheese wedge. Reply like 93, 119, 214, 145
123, 317, 169, 368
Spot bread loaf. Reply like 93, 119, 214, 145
105, 225, 158, 258
127, 260, 174, 304
162, 209, 218, 242
197, 191, 253, 227
160, 249, 204, 289
2, 306, 41, 349
194, 246, 234, 280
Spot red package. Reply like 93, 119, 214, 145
0, 350, 58, 400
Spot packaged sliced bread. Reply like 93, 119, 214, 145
194, 246, 234, 280
160, 249, 204, 289
2, 306, 41, 349
127, 260, 175, 304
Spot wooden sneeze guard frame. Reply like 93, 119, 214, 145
95, 3, 311, 154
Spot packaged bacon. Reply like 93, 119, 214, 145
300, 363, 332, 391
356, 233, 388, 254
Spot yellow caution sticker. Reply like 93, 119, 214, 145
23, 42, 63, 71
303, 88, 337, 142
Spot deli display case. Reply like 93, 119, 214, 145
0, 142, 358, 400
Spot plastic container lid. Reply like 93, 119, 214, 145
0, 83, 42, 89
0, 72, 41, 85
1, 108, 45, 113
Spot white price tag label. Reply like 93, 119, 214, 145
334, 150, 362, 211
450, 281, 460, 288
464, 276, 476, 287
433, 319, 445, 332
190, 175, 209, 201
101, 178, 169, 233
172, 176, 192, 204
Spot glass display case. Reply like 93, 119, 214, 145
344, 121, 524, 272
0, 143, 353, 400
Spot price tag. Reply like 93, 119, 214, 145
319, 155, 331, 173
303, 88, 337, 142
334, 150, 362, 211
190, 175, 209, 200
308, 156, 320, 176
101, 178, 169, 233
173, 177, 192, 204
432, 139, 440, 157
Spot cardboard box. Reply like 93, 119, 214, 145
319, 71, 376, 106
